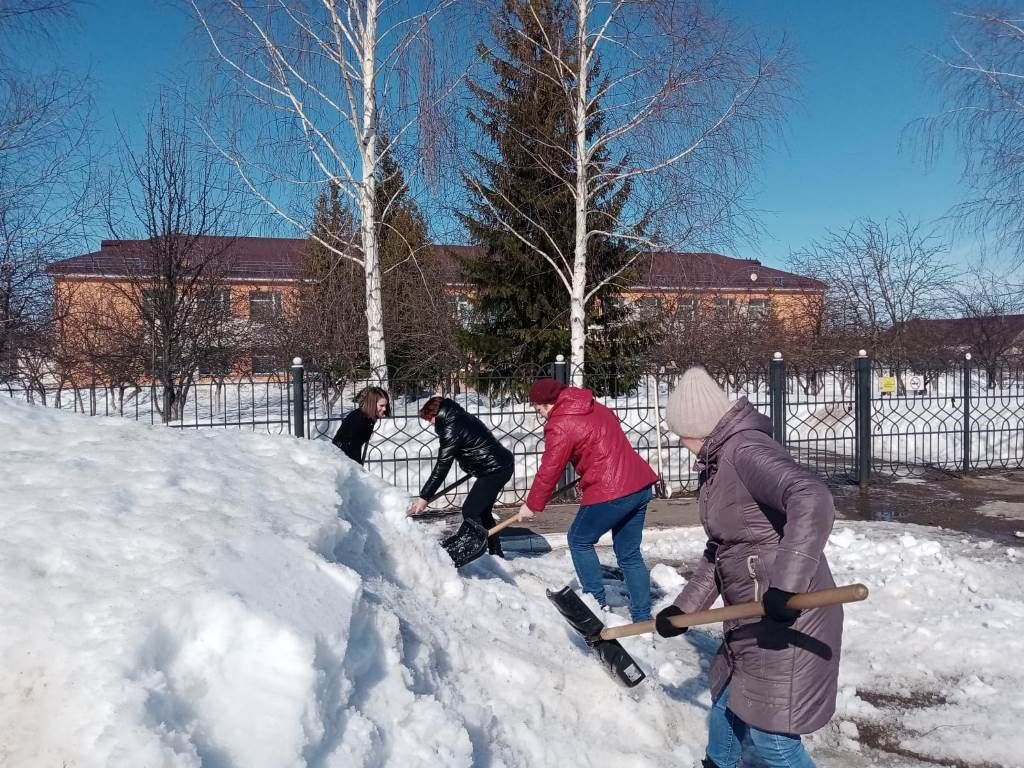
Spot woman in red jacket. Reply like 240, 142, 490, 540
517, 378, 657, 621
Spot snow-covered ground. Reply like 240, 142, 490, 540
2, 398, 1023, 767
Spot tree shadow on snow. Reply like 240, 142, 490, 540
658, 629, 719, 710
304, 593, 393, 768
325, 468, 401, 582
458, 553, 516, 584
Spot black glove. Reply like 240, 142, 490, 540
762, 587, 800, 625
655, 605, 688, 638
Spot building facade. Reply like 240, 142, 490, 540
47, 236, 824, 381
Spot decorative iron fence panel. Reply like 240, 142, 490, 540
782, 368, 857, 482
8, 353, 1024, 509
968, 366, 1024, 472
3, 374, 294, 433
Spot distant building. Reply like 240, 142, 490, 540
897, 315, 1024, 369
47, 236, 824, 379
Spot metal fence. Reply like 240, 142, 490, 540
6, 352, 1024, 508
4, 374, 294, 433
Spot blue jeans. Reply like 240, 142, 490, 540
707, 683, 815, 768
567, 486, 652, 622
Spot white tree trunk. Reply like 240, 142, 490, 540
570, 0, 591, 386
358, 0, 388, 384
361, 192, 387, 380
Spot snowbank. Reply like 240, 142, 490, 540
0, 398, 704, 767
2, 397, 1023, 767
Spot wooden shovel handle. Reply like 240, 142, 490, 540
488, 514, 522, 536
599, 584, 869, 641
489, 477, 582, 535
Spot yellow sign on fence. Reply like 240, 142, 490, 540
879, 376, 897, 394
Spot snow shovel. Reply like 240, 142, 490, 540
598, 583, 869, 641
441, 513, 524, 568
442, 477, 582, 568
546, 585, 646, 688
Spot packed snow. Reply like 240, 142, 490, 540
1, 397, 1023, 767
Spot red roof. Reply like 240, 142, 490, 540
899, 315, 1024, 344
47, 237, 309, 282
638, 251, 823, 291
47, 237, 823, 291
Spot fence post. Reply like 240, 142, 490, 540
553, 354, 568, 386
962, 352, 972, 472
855, 350, 871, 487
769, 351, 786, 446
291, 357, 305, 439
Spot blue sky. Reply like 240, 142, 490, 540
55, 0, 972, 269
725, 0, 969, 268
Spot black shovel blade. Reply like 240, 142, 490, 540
441, 519, 489, 567
546, 586, 646, 688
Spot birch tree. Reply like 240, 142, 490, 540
466, 0, 787, 382
924, 6, 1024, 262
190, 0, 462, 384
460, 0, 653, 387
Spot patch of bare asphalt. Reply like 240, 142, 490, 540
830, 470, 1024, 545
854, 688, 1003, 768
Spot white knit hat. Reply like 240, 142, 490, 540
665, 367, 732, 439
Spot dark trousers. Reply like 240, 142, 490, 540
463, 463, 514, 554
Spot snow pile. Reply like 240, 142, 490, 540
0, 399, 705, 767
2, 397, 1023, 767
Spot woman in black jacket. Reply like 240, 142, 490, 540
408, 396, 514, 557
332, 386, 390, 465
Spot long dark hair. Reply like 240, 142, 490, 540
356, 386, 391, 421
418, 395, 444, 421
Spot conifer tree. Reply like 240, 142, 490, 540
294, 183, 365, 381
460, 0, 653, 391
376, 139, 461, 390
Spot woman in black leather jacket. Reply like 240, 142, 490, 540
408, 396, 514, 557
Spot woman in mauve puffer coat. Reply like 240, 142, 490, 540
657, 367, 842, 768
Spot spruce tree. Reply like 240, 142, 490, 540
376, 139, 460, 391
460, 0, 653, 392
296, 183, 366, 380
459, 0, 574, 381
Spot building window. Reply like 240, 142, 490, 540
199, 353, 233, 378
249, 290, 282, 322
455, 295, 473, 328
145, 350, 167, 378
142, 288, 163, 324
675, 298, 697, 321
714, 297, 738, 314
747, 298, 770, 319
634, 296, 664, 319
201, 288, 233, 318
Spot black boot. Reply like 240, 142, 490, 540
701, 758, 719, 768
487, 536, 505, 559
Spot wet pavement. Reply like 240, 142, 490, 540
830, 470, 1024, 545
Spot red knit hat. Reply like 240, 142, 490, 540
529, 378, 565, 405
